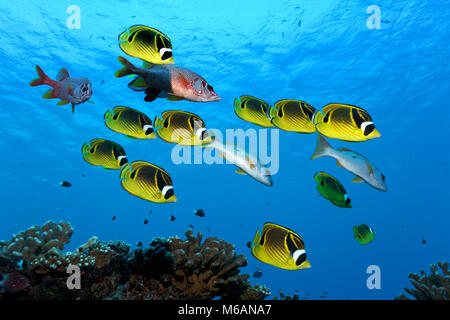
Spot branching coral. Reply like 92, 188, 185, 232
168, 230, 250, 299
395, 262, 449, 300
0, 221, 73, 262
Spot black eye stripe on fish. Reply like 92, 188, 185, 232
323, 111, 330, 123
113, 112, 120, 120
260, 230, 267, 246
156, 35, 165, 51
130, 169, 137, 179
112, 145, 120, 159
262, 104, 268, 113
90, 145, 96, 154
156, 170, 168, 192
278, 106, 283, 118
286, 234, 298, 256
351, 108, 365, 128
163, 117, 169, 128
301, 103, 314, 119
188, 116, 195, 130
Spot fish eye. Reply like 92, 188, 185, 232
381, 174, 386, 181
207, 84, 213, 91
346, 197, 351, 204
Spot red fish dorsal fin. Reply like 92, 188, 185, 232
57, 68, 70, 81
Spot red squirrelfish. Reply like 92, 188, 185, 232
30, 65, 92, 113
115, 56, 220, 103
0, 272, 30, 293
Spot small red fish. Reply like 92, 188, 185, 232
116, 56, 220, 103
0, 272, 30, 293
30, 65, 92, 113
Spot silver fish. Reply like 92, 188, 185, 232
311, 135, 387, 192
116, 56, 220, 103
206, 133, 273, 187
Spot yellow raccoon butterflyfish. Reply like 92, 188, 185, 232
118, 25, 174, 65
251, 222, 311, 270
312, 103, 381, 142
82, 139, 127, 170
154, 110, 211, 146
234, 96, 274, 128
120, 161, 177, 203
104, 106, 156, 139
269, 99, 316, 133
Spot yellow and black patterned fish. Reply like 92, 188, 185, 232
312, 103, 381, 142
268, 99, 316, 133
118, 25, 174, 65
104, 106, 156, 139
120, 161, 177, 203
234, 95, 274, 128
81, 139, 128, 169
251, 222, 311, 270
154, 110, 211, 146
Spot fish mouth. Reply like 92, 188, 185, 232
209, 95, 221, 102
262, 175, 274, 187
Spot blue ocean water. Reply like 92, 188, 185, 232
1, 0, 449, 300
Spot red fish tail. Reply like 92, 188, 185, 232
30, 65, 57, 87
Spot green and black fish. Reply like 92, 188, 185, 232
314, 172, 351, 208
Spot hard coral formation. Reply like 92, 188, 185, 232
0, 221, 73, 262
168, 230, 254, 299
395, 262, 449, 300
0, 222, 270, 300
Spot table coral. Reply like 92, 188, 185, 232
395, 262, 449, 300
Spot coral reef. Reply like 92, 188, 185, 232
0, 221, 270, 300
0, 221, 73, 262
395, 262, 449, 300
